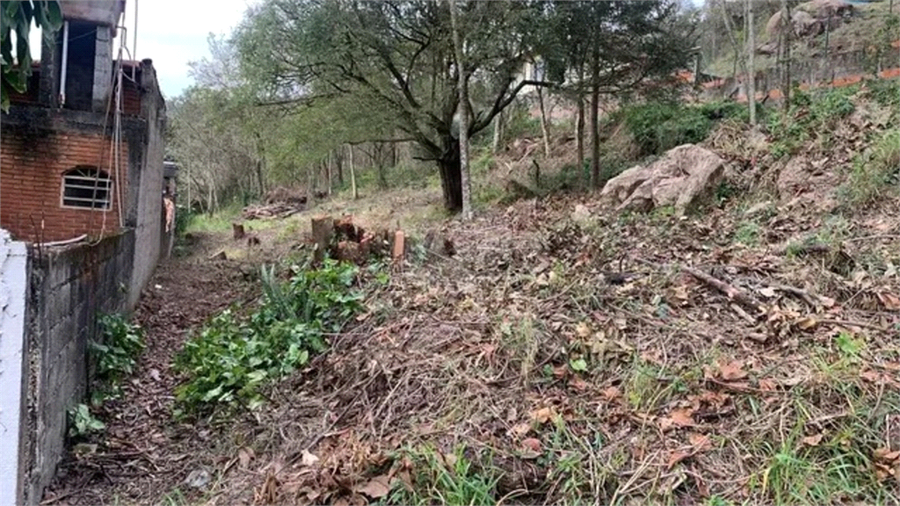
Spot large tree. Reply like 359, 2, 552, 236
236, 0, 547, 212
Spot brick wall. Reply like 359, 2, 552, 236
0, 131, 128, 243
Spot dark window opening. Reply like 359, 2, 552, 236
56, 21, 98, 111
62, 167, 112, 209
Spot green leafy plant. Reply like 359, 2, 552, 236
175, 259, 363, 412
67, 403, 105, 438
90, 313, 145, 384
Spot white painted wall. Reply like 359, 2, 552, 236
0, 229, 28, 506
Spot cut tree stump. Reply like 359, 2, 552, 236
232, 223, 245, 240
312, 215, 334, 263
392, 230, 405, 262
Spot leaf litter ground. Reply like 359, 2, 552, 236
45, 190, 900, 505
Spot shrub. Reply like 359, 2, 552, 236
620, 100, 747, 157
174, 259, 364, 412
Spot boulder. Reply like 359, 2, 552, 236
805, 0, 853, 18
766, 9, 822, 39
600, 144, 725, 216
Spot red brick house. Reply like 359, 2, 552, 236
1, 0, 167, 251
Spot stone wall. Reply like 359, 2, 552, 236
18, 231, 135, 506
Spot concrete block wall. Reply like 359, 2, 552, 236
129, 60, 166, 309
19, 230, 134, 506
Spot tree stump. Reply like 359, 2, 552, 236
232, 223, 245, 240
392, 230, 406, 262
312, 215, 334, 263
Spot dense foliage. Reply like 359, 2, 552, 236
174, 259, 364, 412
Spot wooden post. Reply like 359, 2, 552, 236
311, 215, 334, 263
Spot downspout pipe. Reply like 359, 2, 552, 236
59, 20, 69, 107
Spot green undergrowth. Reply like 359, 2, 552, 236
71, 314, 145, 438
838, 127, 900, 208
618, 99, 751, 157
767, 85, 860, 158
384, 445, 501, 506
174, 258, 366, 414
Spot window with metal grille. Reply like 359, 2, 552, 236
62, 166, 112, 209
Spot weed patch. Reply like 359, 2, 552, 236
838, 128, 900, 208
385, 445, 500, 506
174, 259, 365, 413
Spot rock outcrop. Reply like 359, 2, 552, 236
600, 144, 725, 215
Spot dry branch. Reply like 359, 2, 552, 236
682, 265, 765, 314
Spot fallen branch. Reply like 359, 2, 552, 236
817, 318, 893, 333
682, 265, 765, 314
772, 284, 819, 308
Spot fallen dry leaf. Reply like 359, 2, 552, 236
666, 450, 692, 469
354, 475, 392, 499
670, 408, 695, 426
530, 407, 556, 424
801, 434, 824, 447
874, 448, 900, 462
688, 433, 712, 451
521, 437, 542, 453
718, 360, 748, 381
238, 447, 255, 469
511, 423, 531, 437
575, 321, 591, 338
660, 408, 695, 431
877, 292, 900, 311
602, 386, 621, 401
300, 450, 319, 467
796, 317, 818, 330
758, 378, 777, 391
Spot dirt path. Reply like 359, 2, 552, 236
44, 233, 258, 505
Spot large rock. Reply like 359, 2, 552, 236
599, 144, 725, 215
765, 0, 852, 40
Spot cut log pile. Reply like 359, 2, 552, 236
242, 201, 305, 220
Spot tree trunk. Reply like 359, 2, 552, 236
492, 109, 503, 154
437, 141, 463, 212
747, 0, 757, 125
781, 0, 792, 113
326, 154, 333, 196
576, 63, 585, 172
335, 149, 344, 185
537, 85, 551, 158
589, 40, 601, 189
449, 0, 472, 219
348, 144, 358, 200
